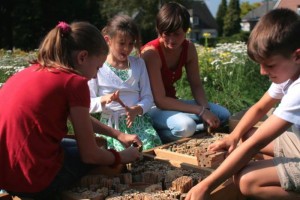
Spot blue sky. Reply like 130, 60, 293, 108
205, 0, 263, 17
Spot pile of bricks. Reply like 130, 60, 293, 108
62, 160, 207, 200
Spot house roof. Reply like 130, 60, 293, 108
242, 1, 277, 21
243, 0, 300, 22
184, 1, 218, 29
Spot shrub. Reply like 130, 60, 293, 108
175, 42, 270, 113
0, 45, 270, 115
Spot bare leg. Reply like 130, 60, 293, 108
234, 159, 300, 199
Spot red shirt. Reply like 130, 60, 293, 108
142, 38, 189, 98
0, 64, 90, 192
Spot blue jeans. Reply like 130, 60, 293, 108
148, 100, 230, 143
8, 138, 95, 200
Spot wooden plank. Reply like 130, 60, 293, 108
154, 148, 198, 165
147, 133, 228, 168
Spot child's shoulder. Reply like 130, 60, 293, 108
129, 55, 144, 63
128, 56, 147, 69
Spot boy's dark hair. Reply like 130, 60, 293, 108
156, 2, 191, 35
248, 8, 300, 63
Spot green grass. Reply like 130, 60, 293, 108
175, 42, 269, 113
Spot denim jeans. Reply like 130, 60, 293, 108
8, 138, 95, 200
148, 100, 230, 143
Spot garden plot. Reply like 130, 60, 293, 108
62, 158, 244, 200
63, 160, 206, 200
144, 133, 228, 168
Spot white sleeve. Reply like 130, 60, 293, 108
136, 58, 154, 114
87, 77, 103, 113
268, 82, 284, 99
273, 80, 300, 126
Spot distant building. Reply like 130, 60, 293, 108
241, 0, 300, 32
183, 1, 218, 42
241, 1, 276, 32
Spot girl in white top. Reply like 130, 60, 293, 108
88, 14, 162, 151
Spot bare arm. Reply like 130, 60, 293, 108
186, 114, 291, 199
230, 92, 279, 142
69, 107, 141, 165
186, 42, 209, 108
184, 42, 221, 128
141, 47, 205, 115
209, 92, 280, 153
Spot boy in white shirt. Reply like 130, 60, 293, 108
186, 8, 300, 200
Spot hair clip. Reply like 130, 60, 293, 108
57, 21, 71, 35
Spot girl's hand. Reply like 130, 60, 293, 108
202, 110, 220, 129
119, 146, 141, 164
101, 90, 121, 105
208, 135, 238, 155
125, 106, 143, 128
117, 131, 142, 148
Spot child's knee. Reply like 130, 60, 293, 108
220, 109, 231, 123
235, 171, 256, 197
171, 121, 196, 138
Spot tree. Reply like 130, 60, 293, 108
223, 0, 241, 37
12, 0, 43, 50
216, 0, 227, 37
240, 1, 261, 18
98, 0, 187, 44
1, 0, 191, 50
0, 0, 104, 50
99, 0, 159, 44
0, 0, 14, 49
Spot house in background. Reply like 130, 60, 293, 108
241, 0, 300, 32
241, 1, 276, 32
183, 1, 218, 42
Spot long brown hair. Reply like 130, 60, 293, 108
33, 21, 108, 72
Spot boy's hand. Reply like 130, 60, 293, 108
185, 181, 210, 200
208, 135, 238, 155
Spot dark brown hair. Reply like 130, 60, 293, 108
248, 8, 300, 63
102, 14, 141, 53
35, 21, 108, 72
156, 2, 191, 35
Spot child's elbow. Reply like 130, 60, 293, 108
80, 151, 98, 164
153, 97, 166, 109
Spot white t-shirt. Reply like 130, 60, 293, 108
268, 77, 300, 132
